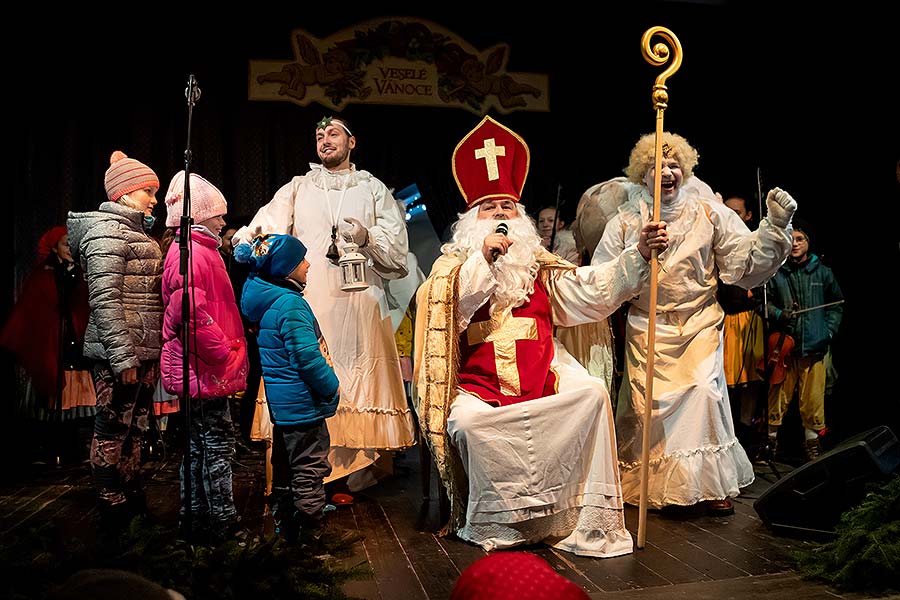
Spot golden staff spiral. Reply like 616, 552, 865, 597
637, 25, 682, 550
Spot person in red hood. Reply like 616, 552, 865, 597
1, 225, 95, 466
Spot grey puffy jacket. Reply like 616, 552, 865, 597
67, 202, 163, 375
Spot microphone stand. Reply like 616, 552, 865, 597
755, 167, 781, 481
180, 74, 201, 539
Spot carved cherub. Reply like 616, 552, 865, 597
256, 34, 348, 101
458, 47, 541, 109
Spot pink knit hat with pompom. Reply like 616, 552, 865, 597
103, 150, 159, 201
164, 170, 228, 227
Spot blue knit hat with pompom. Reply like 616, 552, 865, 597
234, 233, 307, 278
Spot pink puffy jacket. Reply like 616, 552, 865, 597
160, 230, 248, 398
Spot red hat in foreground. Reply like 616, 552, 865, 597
451, 552, 589, 600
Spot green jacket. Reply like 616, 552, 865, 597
766, 254, 843, 358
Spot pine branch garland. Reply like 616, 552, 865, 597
1, 516, 370, 599
793, 474, 900, 594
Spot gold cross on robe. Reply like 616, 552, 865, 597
474, 138, 506, 181
467, 311, 538, 396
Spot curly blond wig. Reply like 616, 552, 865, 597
624, 131, 699, 183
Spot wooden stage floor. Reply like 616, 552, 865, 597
1, 440, 892, 599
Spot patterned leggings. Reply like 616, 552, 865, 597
180, 396, 236, 529
90, 362, 157, 507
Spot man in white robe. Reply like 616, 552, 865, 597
414, 116, 668, 557
592, 131, 796, 514
234, 116, 416, 487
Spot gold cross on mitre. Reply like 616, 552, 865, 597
474, 138, 506, 181
467, 311, 538, 396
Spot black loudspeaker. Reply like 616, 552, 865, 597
753, 426, 900, 539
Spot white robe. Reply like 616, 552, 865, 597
547, 228, 582, 265
235, 163, 417, 479
447, 247, 650, 557
592, 183, 792, 507
549, 230, 617, 399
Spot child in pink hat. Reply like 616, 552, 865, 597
159, 170, 248, 543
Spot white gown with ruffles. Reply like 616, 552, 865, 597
592, 182, 792, 507
236, 164, 417, 480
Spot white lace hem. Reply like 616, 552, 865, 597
458, 505, 633, 558
619, 439, 755, 508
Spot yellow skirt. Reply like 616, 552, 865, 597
722, 310, 764, 386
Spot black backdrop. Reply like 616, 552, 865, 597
8, 2, 900, 445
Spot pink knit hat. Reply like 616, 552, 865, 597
164, 170, 228, 227
104, 151, 160, 201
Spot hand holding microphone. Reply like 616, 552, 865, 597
491, 222, 509, 260
482, 222, 510, 263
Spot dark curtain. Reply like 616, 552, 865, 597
6, 5, 900, 468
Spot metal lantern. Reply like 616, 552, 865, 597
338, 242, 369, 292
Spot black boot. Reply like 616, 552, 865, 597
124, 485, 152, 522
178, 518, 212, 546
208, 516, 245, 545
273, 507, 300, 544
301, 513, 362, 550
97, 502, 132, 554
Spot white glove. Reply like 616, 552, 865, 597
341, 217, 369, 247
766, 187, 796, 229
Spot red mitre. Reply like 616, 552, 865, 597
452, 115, 530, 209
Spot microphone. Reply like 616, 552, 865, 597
185, 74, 201, 106
491, 222, 509, 261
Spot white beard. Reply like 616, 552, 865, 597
442, 208, 545, 315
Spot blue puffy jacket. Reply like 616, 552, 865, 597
241, 274, 339, 425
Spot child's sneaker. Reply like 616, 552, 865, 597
273, 509, 300, 544
803, 437, 822, 461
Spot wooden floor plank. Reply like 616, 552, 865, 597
370, 472, 467, 599
329, 505, 380, 600
677, 509, 798, 571
390, 451, 489, 582
146, 461, 181, 524
1, 484, 74, 536
433, 531, 489, 578
630, 536, 711, 585
644, 511, 786, 577
587, 548, 672, 592
655, 517, 778, 575
2, 440, 888, 600
629, 510, 748, 581
352, 494, 428, 600
535, 547, 603, 593
584, 572, 872, 599
0, 487, 32, 511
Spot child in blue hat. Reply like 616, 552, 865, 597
236, 233, 340, 542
